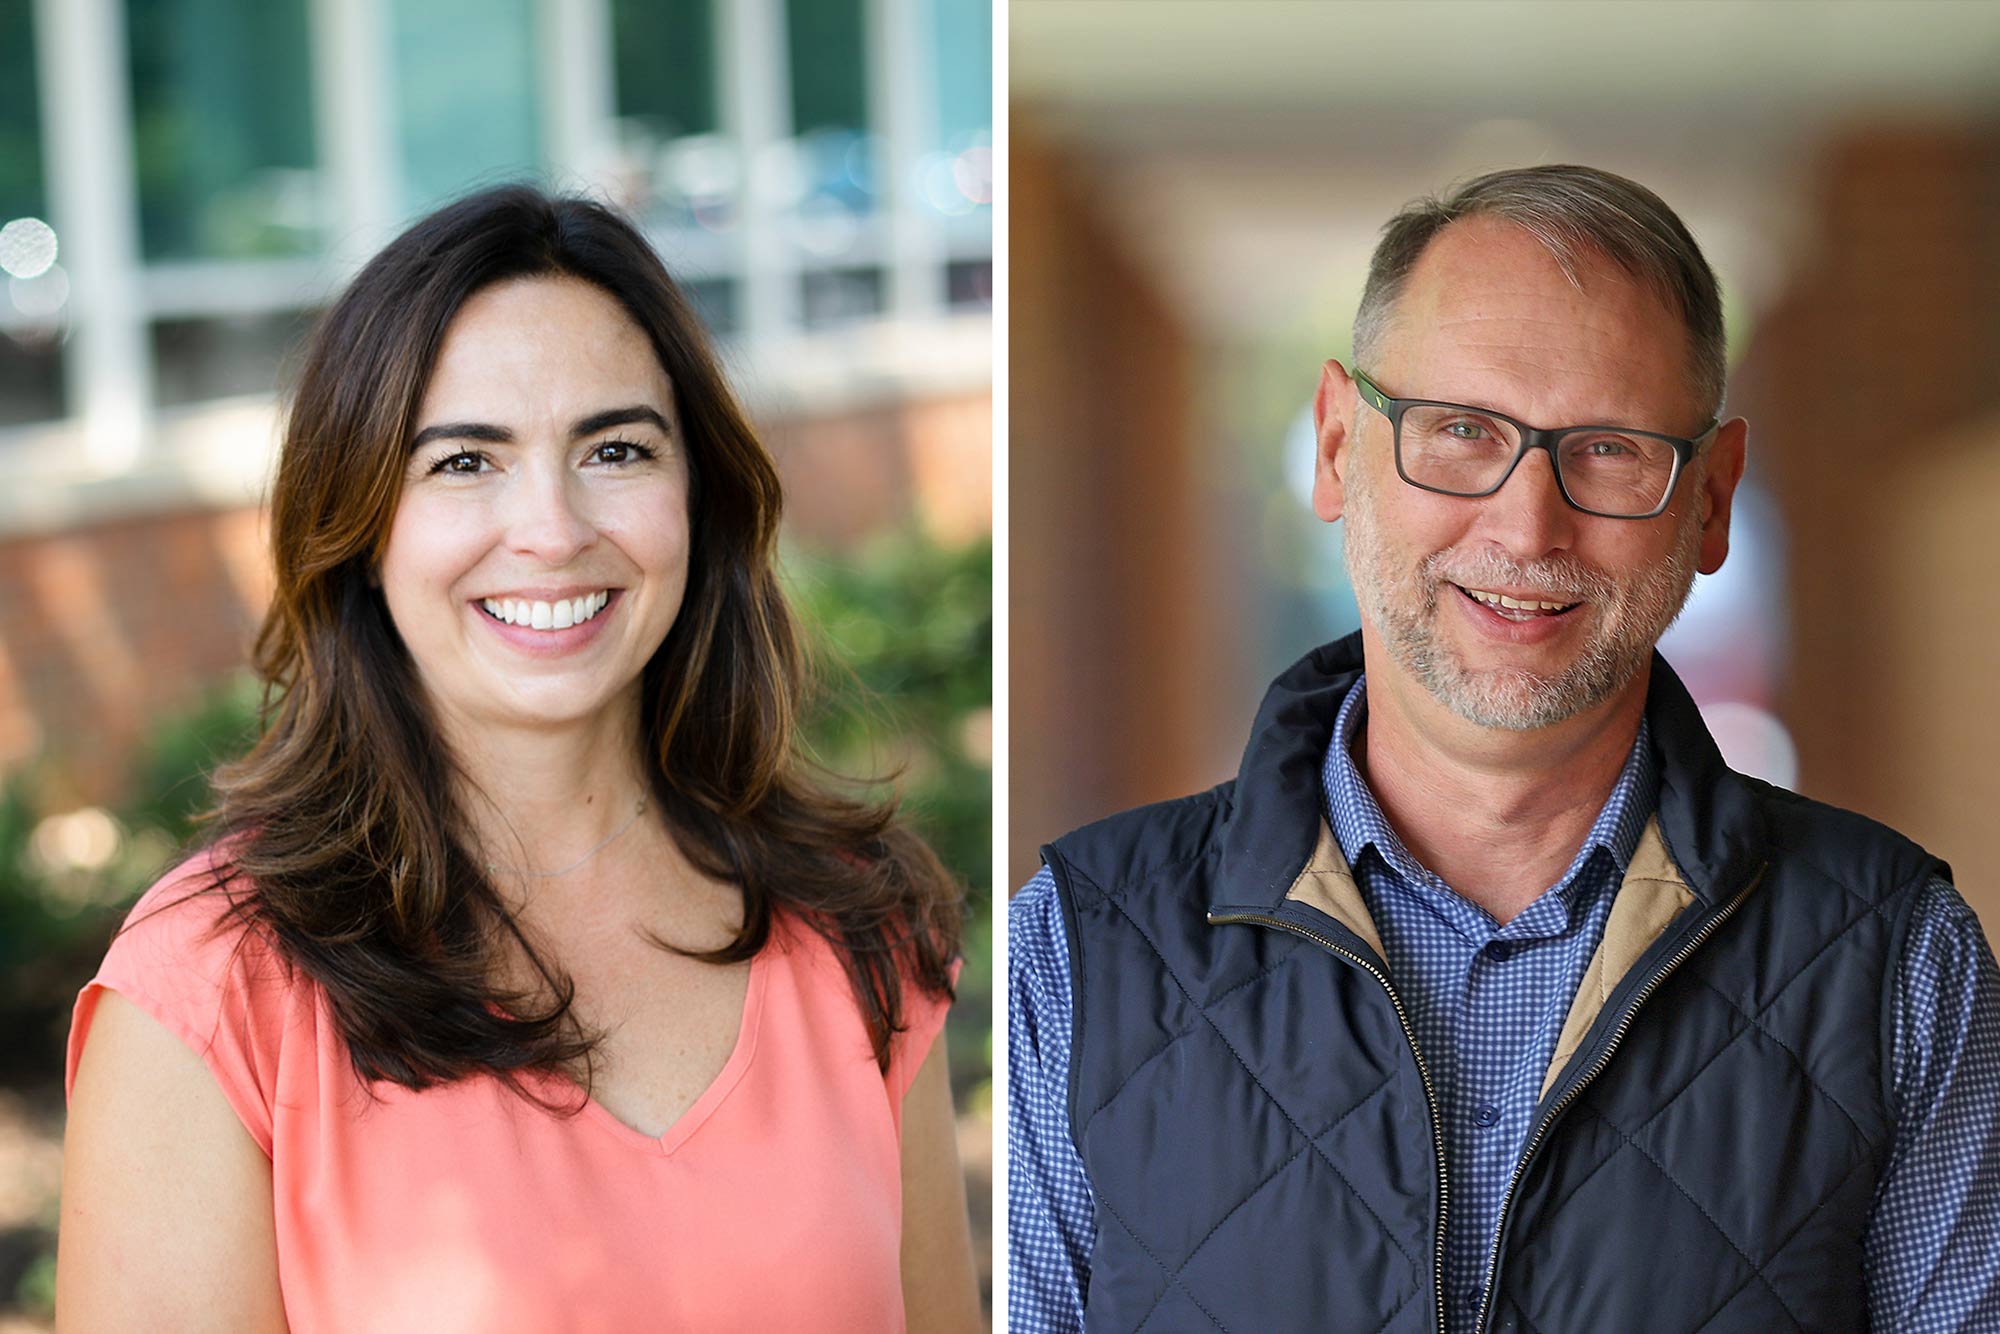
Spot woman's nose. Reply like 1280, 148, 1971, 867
505, 464, 596, 565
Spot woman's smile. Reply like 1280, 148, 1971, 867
471, 588, 624, 657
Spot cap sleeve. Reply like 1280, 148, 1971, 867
64, 849, 298, 1155
886, 955, 961, 1107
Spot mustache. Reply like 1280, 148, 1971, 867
1422, 548, 1617, 603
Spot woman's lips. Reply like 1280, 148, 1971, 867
473, 588, 622, 656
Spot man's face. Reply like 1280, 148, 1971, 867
1315, 216, 1745, 731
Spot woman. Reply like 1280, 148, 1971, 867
56, 186, 980, 1332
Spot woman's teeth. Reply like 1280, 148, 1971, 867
1461, 586, 1578, 618
479, 590, 611, 630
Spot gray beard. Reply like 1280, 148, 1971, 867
1341, 469, 1702, 731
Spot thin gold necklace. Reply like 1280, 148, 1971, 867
483, 796, 648, 878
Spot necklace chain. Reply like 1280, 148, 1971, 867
484, 796, 647, 879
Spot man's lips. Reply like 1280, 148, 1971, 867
1449, 582, 1582, 623
1450, 583, 1581, 616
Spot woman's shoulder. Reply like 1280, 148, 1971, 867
66, 841, 312, 1152
765, 904, 955, 1103
98, 842, 290, 1005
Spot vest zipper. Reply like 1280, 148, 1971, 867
1206, 909, 1449, 1334
1470, 865, 1765, 1334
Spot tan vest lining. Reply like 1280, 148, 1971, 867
1278, 815, 1695, 1099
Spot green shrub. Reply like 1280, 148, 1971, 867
788, 531, 993, 1100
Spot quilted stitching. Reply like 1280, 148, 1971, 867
1579, 1100, 1816, 1331
1628, 890, 1891, 1132
1529, 880, 1909, 1228
1485, 862, 1925, 1333
1682, 1152, 1878, 1334
1077, 856, 1905, 1330
1097, 888, 1426, 1273
1078, 935, 1311, 1138
1124, 1067, 1403, 1332
1692, 976, 1868, 1138
1522, 1002, 1856, 1247
1092, 1191, 1234, 1334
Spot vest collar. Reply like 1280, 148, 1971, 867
1218, 632, 1765, 910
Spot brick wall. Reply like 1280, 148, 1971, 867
0, 508, 270, 804
1731, 121, 2000, 926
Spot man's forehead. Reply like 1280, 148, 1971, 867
1400, 217, 1655, 325
1377, 216, 1698, 426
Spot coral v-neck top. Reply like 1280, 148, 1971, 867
65, 850, 951, 1333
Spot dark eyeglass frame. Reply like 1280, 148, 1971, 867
1352, 369, 1719, 520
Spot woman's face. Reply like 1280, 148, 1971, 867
380, 276, 690, 742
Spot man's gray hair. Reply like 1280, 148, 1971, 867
1353, 164, 1727, 419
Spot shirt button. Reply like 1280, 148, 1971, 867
1473, 1104, 1501, 1128
1488, 941, 1516, 961
1466, 1284, 1485, 1309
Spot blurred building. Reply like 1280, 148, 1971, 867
0, 0, 992, 801
1010, 1, 2000, 929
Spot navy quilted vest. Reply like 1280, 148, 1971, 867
1045, 634, 1945, 1333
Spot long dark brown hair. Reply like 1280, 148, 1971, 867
188, 183, 961, 1093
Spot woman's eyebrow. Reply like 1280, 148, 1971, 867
570, 405, 672, 439
408, 405, 671, 452
409, 420, 511, 452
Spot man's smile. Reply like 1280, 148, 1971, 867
1451, 584, 1581, 618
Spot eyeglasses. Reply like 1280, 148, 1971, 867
1352, 370, 1718, 520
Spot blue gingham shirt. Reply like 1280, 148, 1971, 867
1010, 675, 2000, 1332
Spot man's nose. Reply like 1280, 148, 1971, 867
1477, 446, 1578, 557
505, 463, 596, 564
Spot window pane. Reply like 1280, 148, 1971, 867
946, 258, 989, 310
127, 0, 322, 261
787, 0, 875, 238
150, 309, 315, 408
786, 0, 868, 136
800, 265, 882, 329
610, 0, 735, 231
393, 0, 541, 213
613, 0, 717, 139
0, 330, 65, 426
930, 0, 989, 150
0, 0, 46, 223
683, 278, 737, 337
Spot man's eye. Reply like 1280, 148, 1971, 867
1444, 421, 1487, 440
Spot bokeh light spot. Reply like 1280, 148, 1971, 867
0, 217, 58, 280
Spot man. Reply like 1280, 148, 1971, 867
1008, 165, 2000, 1333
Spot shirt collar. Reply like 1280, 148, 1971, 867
1321, 673, 1660, 923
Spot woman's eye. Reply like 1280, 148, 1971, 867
426, 450, 489, 475
591, 439, 658, 465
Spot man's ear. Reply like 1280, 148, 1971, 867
1695, 417, 1748, 575
1312, 359, 1357, 523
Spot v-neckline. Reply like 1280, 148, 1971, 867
561, 945, 770, 1157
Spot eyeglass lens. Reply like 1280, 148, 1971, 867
1397, 405, 1677, 516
